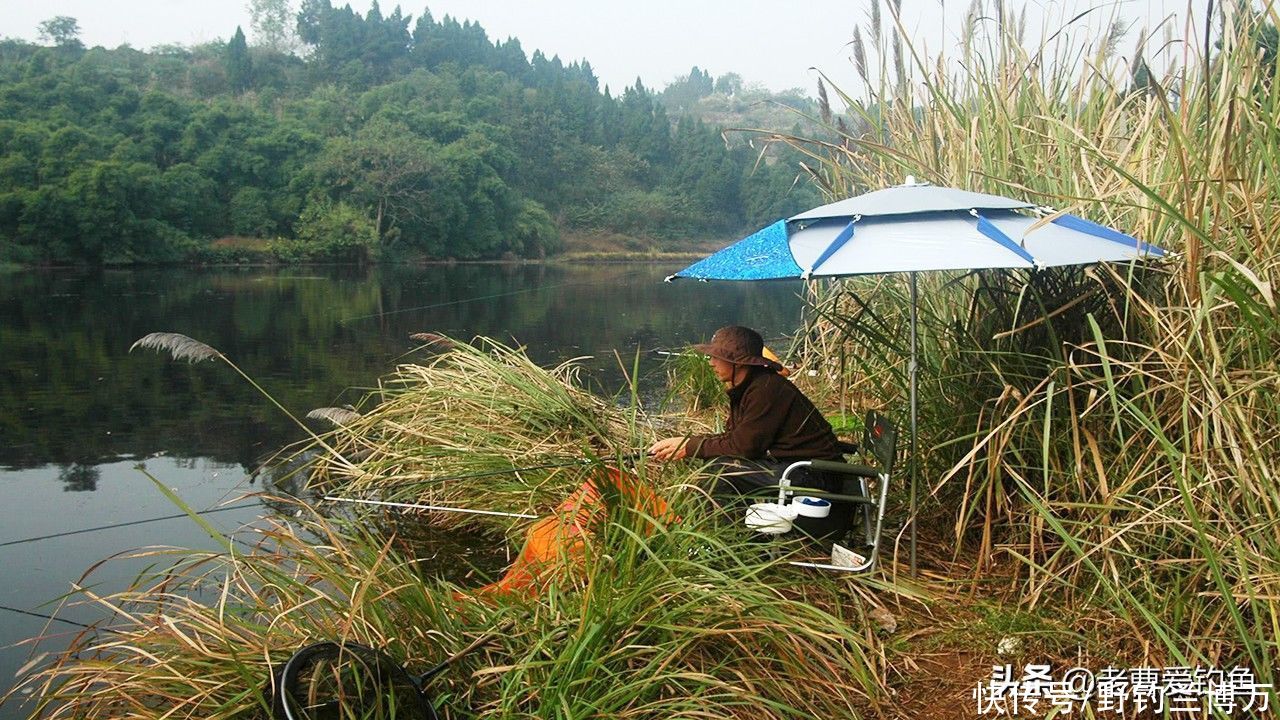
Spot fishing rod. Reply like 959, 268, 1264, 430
785, 560, 864, 573
370, 456, 642, 492
327, 471, 877, 576
323, 452, 648, 519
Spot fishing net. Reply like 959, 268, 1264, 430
274, 642, 438, 720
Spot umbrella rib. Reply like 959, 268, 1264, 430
804, 216, 860, 278
971, 210, 1037, 265
1051, 214, 1165, 256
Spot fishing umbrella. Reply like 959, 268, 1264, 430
667, 178, 1166, 574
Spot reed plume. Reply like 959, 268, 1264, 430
851, 27, 869, 84
306, 407, 363, 426
129, 332, 221, 363
409, 332, 455, 348
130, 332, 358, 473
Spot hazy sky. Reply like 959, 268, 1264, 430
0, 1, 1202, 95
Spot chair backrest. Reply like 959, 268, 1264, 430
862, 410, 898, 476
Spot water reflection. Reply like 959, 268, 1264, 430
0, 264, 805, 477
0, 263, 806, 718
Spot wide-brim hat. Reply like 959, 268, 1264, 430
693, 326, 783, 372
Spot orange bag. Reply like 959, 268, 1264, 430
474, 467, 670, 597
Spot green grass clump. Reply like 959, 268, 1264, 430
304, 336, 645, 530
661, 349, 726, 413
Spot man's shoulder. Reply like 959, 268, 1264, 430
746, 370, 802, 396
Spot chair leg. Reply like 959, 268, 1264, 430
866, 472, 890, 570
858, 477, 874, 545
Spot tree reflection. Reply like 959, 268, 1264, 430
57, 463, 99, 492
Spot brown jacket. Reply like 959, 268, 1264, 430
689, 368, 842, 461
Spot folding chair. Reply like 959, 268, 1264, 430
764, 410, 898, 572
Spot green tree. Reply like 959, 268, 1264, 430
510, 198, 558, 258
40, 126, 105, 181
37, 16, 82, 49
287, 198, 376, 261
225, 26, 254, 92
740, 157, 821, 228
156, 163, 221, 237
0, 121, 47, 189
0, 9, 792, 264
136, 92, 189, 169
52, 160, 195, 263
302, 117, 437, 249
661, 66, 714, 111
297, 0, 410, 82
247, 0, 298, 53
412, 13, 492, 70
229, 187, 273, 236
714, 72, 742, 96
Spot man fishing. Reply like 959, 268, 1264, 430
647, 325, 845, 500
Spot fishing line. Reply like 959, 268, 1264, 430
0, 508, 295, 638
337, 279, 589, 325
0, 501, 262, 549
0, 603, 97, 630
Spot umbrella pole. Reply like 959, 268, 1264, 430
909, 272, 918, 577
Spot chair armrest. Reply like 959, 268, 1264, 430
808, 459, 880, 478
798, 491, 879, 506
743, 485, 878, 507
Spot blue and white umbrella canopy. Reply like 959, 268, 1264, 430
666, 180, 1166, 575
670, 183, 1164, 281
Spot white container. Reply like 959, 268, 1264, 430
744, 502, 797, 534
793, 496, 832, 518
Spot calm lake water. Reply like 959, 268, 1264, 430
0, 263, 805, 715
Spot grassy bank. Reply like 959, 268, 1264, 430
556, 228, 733, 262
6, 340, 900, 719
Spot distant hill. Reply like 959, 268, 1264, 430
657, 67, 824, 144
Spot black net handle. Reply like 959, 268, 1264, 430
415, 631, 496, 685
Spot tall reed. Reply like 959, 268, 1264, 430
768, 0, 1279, 683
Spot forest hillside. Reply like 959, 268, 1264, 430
0, 4, 823, 264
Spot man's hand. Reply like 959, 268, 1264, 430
648, 436, 690, 461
